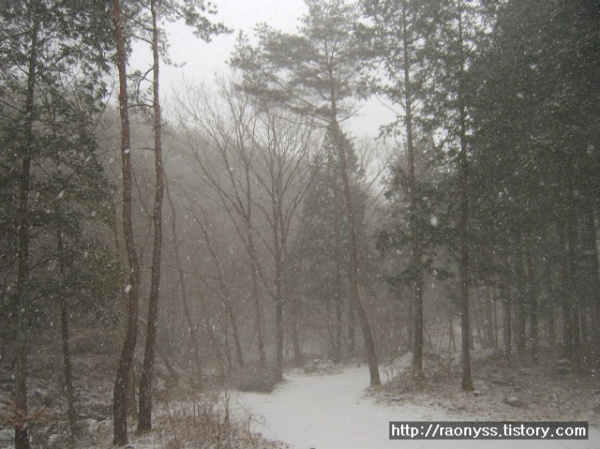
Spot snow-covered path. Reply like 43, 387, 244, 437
236, 365, 600, 449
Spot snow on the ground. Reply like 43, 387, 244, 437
236, 364, 600, 449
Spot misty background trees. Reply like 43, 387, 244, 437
0, 0, 598, 447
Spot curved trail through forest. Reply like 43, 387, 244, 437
237, 365, 599, 449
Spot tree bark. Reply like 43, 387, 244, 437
250, 240, 267, 367
60, 303, 77, 434
334, 263, 343, 363
273, 161, 286, 380
274, 298, 284, 379
290, 295, 303, 367
400, 0, 424, 380
525, 237, 539, 362
558, 222, 574, 356
57, 232, 77, 435
138, 0, 165, 431
514, 234, 527, 356
226, 307, 245, 368
330, 108, 380, 386
112, 0, 141, 444
565, 165, 581, 362
457, 5, 473, 392
501, 264, 512, 364
14, 3, 41, 447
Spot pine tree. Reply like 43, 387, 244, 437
363, 0, 441, 380
0, 1, 114, 445
231, 0, 381, 386
469, 0, 600, 365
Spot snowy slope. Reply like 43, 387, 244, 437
237, 365, 600, 449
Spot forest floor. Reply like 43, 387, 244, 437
377, 351, 600, 429
236, 353, 600, 449
1, 344, 599, 448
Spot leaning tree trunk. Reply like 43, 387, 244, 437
226, 307, 245, 368
112, 0, 141, 444
330, 99, 380, 387
138, 0, 165, 431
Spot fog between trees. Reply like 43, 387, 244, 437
0, 0, 598, 447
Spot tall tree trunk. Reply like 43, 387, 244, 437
14, 3, 41, 447
290, 295, 303, 367
57, 232, 77, 435
112, 0, 141, 444
274, 298, 284, 379
489, 287, 497, 349
457, 6, 473, 391
501, 261, 512, 364
525, 237, 539, 362
348, 292, 356, 357
226, 307, 245, 368
240, 162, 267, 367
60, 303, 77, 434
334, 263, 343, 364
525, 245, 539, 360
250, 248, 267, 367
272, 181, 285, 380
127, 365, 137, 419
138, 0, 165, 431
238, 160, 268, 368
558, 222, 574, 356
223, 314, 233, 372
565, 164, 581, 362
458, 174, 472, 390
400, 0, 425, 381
330, 107, 380, 386
581, 199, 600, 367
514, 234, 527, 356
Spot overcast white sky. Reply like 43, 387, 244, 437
130, 0, 394, 138
161, 0, 307, 84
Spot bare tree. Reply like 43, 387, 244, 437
249, 107, 317, 377
164, 182, 204, 386
179, 83, 317, 376
191, 206, 245, 369
179, 84, 267, 366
